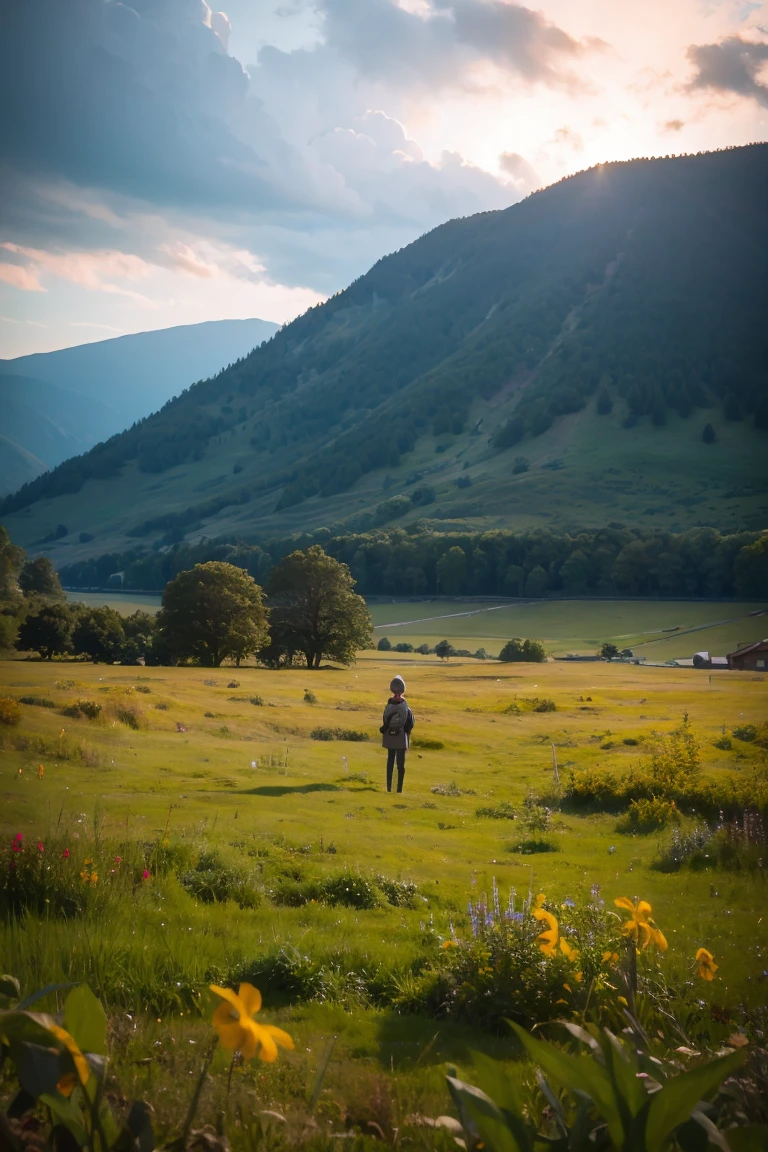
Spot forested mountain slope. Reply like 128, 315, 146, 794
3, 145, 767, 566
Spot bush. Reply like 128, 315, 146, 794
616, 797, 680, 834
18, 696, 56, 708
530, 697, 556, 712
377, 637, 392, 651
115, 705, 142, 729
732, 724, 757, 742
0, 697, 21, 726
511, 838, 558, 854
323, 871, 380, 909
476, 801, 517, 819
654, 812, 766, 873
179, 851, 261, 908
303, 689, 317, 703
62, 699, 102, 720
310, 727, 369, 742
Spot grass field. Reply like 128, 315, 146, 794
66, 591, 768, 660
1, 652, 766, 1141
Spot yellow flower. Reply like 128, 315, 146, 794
533, 908, 559, 957
614, 897, 667, 951
442, 940, 458, 949
695, 948, 718, 981
209, 983, 294, 1063
47, 1023, 90, 1097
534, 893, 546, 909
602, 950, 619, 965
90, 872, 98, 884
559, 938, 579, 962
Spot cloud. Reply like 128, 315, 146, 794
499, 150, 540, 190
551, 126, 584, 152
663, 118, 685, 132
319, 0, 602, 92
158, 242, 219, 278
686, 35, 768, 107
0, 263, 45, 292
0, 243, 152, 298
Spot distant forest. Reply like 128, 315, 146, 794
58, 526, 768, 600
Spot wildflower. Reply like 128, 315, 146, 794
695, 948, 718, 981
563, 897, 576, 908
62, 848, 70, 859
37, 842, 44, 853
12, 834, 23, 853
142, 869, 150, 881
209, 983, 294, 1062
90, 872, 98, 884
614, 897, 667, 951
533, 907, 559, 957
47, 1023, 90, 1097
84, 858, 93, 866
38, 764, 44, 780
442, 940, 458, 949
114, 855, 122, 864
559, 938, 579, 962
602, 950, 619, 965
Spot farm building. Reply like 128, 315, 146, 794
727, 639, 768, 671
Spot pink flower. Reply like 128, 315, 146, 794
62, 848, 70, 859
114, 856, 122, 864
13, 833, 23, 842
11, 840, 22, 853
142, 869, 150, 881
37, 842, 44, 853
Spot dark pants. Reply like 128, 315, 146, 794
386, 748, 406, 793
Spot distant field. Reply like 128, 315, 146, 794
370, 598, 768, 660
67, 590, 161, 615
67, 591, 767, 660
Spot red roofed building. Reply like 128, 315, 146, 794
727, 640, 768, 671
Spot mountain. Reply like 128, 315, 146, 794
0, 317, 279, 496
0, 374, 120, 496
2, 145, 767, 566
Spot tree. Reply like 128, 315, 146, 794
266, 545, 371, 669
560, 549, 590, 594
702, 423, 716, 443
72, 607, 126, 664
19, 557, 65, 600
499, 638, 546, 662
437, 546, 468, 594
121, 610, 158, 665
377, 636, 392, 651
0, 526, 25, 603
16, 604, 75, 659
600, 642, 619, 659
157, 562, 269, 667
435, 639, 455, 660
503, 564, 524, 596
524, 565, 549, 598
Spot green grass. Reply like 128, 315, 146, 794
64, 592, 767, 659
1, 654, 766, 1139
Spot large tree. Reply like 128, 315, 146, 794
266, 545, 371, 669
72, 606, 126, 664
16, 604, 74, 660
19, 557, 65, 600
157, 562, 269, 667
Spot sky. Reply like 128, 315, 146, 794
1, 0, 767, 358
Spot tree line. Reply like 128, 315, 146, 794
1, 531, 372, 668
59, 525, 768, 601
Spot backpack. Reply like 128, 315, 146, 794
382, 700, 408, 736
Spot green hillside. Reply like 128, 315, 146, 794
2, 145, 767, 566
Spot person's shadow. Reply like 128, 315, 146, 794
237, 782, 341, 797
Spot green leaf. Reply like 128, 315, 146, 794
600, 1030, 647, 1119
447, 1075, 529, 1152
126, 1100, 156, 1152
468, 1051, 532, 1151
12, 1041, 63, 1099
645, 1050, 747, 1149
17, 982, 75, 1011
63, 984, 107, 1055
39, 1092, 88, 1147
724, 1125, 768, 1152
508, 1022, 624, 1148
0, 975, 21, 1001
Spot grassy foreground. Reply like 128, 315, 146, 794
1, 653, 766, 1140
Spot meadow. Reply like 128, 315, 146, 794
66, 590, 768, 660
1, 651, 766, 1144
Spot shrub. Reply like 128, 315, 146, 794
616, 797, 680, 834
476, 801, 517, 819
375, 875, 418, 908
134, 685, 151, 694
310, 727, 369, 742
511, 838, 558, 854
179, 851, 261, 908
62, 699, 102, 720
415, 644, 431, 654
323, 871, 380, 909
0, 697, 21, 726
732, 724, 757, 742
377, 637, 392, 651
304, 689, 317, 703
498, 638, 547, 663
654, 813, 766, 873
530, 697, 556, 712
18, 696, 56, 708
115, 705, 142, 729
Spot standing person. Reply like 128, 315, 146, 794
380, 675, 415, 793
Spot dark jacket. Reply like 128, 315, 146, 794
381, 697, 415, 750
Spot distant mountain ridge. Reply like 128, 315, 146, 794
2, 145, 766, 563
0, 318, 279, 494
